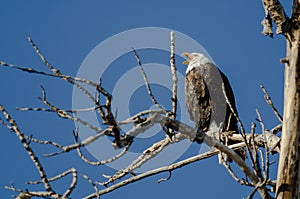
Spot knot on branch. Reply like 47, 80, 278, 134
112, 134, 134, 149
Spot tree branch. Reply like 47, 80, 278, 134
132, 48, 163, 110
170, 31, 178, 119
0, 105, 56, 196
83, 140, 246, 199
261, 0, 289, 36
260, 84, 283, 122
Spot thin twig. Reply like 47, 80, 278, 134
27, 168, 78, 198
28, 36, 102, 112
27, 167, 76, 183
260, 85, 283, 122
17, 106, 101, 113
250, 122, 263, 180
45, 128, 109, 157
0, 60, 99, 92
0, 117, 11, 129
5, 185, 61, 198
0, 61, 58, 77
157, 171, 172, 184
74, 128, 132, 166
24, 135, 64, 149
81, 174, 100, 199
222, 83, 246, 136
3, 38, 120, 145
27, 36, 59, 74
63, 168, 78, 198
250, 123, 258, 169
38, 86, 103, 134
256, 109, 270, 186
223, 162, 252, 186
132, 48, 163, 110
222, 83, 252, 162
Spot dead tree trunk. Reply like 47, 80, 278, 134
276, 31, 300, 199
261, 1, 300, 198
263, 0, 300, 199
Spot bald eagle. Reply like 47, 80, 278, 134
183, 52, 245, 161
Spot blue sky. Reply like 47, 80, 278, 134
0, 0, 288, 198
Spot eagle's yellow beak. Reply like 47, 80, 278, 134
182, 52, 191, 65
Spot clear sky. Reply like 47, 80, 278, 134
0, 0, 288, 198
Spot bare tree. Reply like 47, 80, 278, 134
0, 1, 299, 198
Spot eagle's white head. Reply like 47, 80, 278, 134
182, 52, 211, 74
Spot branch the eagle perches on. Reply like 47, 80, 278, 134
0, 33, 281, 199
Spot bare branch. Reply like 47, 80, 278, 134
17, 105, 101, 114
223, 162, 252, 186
96, 113, 276, 198
157, 171, 172, 184
205, 135, 272, 198
28, 36, 106, 115
0, 105, 56, 195
261, 0, 289, 36
260, 84, 283, 122
222, 83, 246, 136
74, 128, 132, 166
46, 128, 109, 156
132, 48, 163, 110
81, 174, 100, 199
102, 133, 185, 186
24, 135, 64, 149
38, 86, 103, 134
0, 59, 100, 95
27, 168, 78, 198
222, 83, 251, 162
28, 36, 60, 75
170, 31, 178, 119
118, 109, 166, 125
84, 141, 246, 199
256, 110, 271, 187
269, 123, 282, 134
0, 61, 58, 77
250, 123, 264, 181
5, 185, 61, 198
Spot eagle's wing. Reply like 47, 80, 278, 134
202, 63, 238, 132
219, 70, 239, 132
185, 67, 211, 131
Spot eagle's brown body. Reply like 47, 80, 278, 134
185, 63, 238, 134
183, 52, 245, 161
